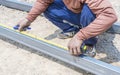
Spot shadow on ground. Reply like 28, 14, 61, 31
44, 29, 62, 40
44, 29, 120, 65
96, 32, 120, 64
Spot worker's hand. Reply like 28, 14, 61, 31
18, 18, 32, 31
68, 35, 83, 56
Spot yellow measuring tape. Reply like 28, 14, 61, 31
0, 23, 68, 50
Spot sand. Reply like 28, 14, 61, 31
0, 0, 120, 75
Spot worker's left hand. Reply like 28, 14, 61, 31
68, 35, 83, 56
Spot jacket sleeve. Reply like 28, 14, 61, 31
26, 0, 53, 22
76, 0, 118, 40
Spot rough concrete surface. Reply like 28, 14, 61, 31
0, 0, 120, 75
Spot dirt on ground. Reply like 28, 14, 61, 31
0, 0, 120, 75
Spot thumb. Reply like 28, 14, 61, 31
18, 19, 31, 31
18, 25, 24, 31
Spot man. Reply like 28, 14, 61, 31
17, 0, 117, 56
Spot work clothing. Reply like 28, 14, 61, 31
44, 0, 97, 45
26, 0, 117, 41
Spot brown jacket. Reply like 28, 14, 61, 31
26, 0, 117, 40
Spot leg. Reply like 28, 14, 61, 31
80, 4, 97, 45
43, 0, 80, 32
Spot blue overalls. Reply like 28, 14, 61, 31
44, 0, 97, 46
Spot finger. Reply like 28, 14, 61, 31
72, 47, 78, 56
68, 44, 70, 50
70, 47, 74, 55
76, 46, 81, 55
18, 27, 22, 31
18, 26, 24, 31
68, 44, 72, 54
68, 44, 73, 54
19, 25, 27, 31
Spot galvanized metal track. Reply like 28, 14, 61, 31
107, 22, 120, 34
0, 0, 120, 34
0, 0, 32, 11
0, 24, 120, 75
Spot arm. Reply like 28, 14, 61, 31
26, 0, 54, 22
18, 0, 53, 31
76, 0, 118, 40
68, 0, 117, 56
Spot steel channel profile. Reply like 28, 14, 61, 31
0, 0, 32, 12
107, 22, 120, 34
0, 0, 120, 33
0, 24, 120, 75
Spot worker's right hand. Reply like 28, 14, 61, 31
18, 18, 32, 31
68, 35, 83, 56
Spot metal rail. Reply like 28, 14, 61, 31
0, 0, 120, 34
0, 24, 120, 75
107, 22, 120, 34
0, 0, 32, 11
